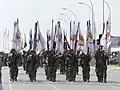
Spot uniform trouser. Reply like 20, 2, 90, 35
49, 67, 57, 81
66, 66, 76, 81
72, 66, 76, 81
10, 67, 18, 80
96, 64, 107, 82
82, 66, 90, 82
103, 66, 107, 82
45, 66, 50, 80
28, 68, 37, 81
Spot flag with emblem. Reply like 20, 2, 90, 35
86, 20, 93, 52
12, 19, 23, 51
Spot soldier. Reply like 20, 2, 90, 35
65, 50, 77, 82
48, 49, 58, 82
27, 50, 38, 82
8, 49, 18, 82
80, 51, 91, 82
95, 45, 108, 83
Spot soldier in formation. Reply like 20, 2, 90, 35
27, 50, 38, 82
8, 49, 18, 82
0, 45, 108, 83
95, 45, 109, 83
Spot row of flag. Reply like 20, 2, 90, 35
11, 16, 111, 54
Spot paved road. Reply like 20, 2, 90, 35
1, 65, 120, 90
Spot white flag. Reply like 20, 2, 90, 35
12, 20, 23, 51
36, 22, 45, 54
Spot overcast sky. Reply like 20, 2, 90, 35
0, 0, 118, 52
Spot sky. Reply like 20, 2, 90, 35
0, 0, 118, 52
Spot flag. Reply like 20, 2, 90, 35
47, 30, 51, 51
78, 22, 84, 46
74, 23, 79, 51
33, 22, 37, 51
12, 19, 23, 51
56, 21, 63, 53
50, 19, 54, 49
24, 34, 27, 48
29, 29, 32, 50
106, 13, 111, 42
36, 21, 45, 53
53, 25, 57, 49
86, 20, 93, 53
63, 30, 71, 50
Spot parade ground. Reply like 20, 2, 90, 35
0, 65, 120, 90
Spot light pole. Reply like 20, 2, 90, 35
78, 2, 96, 52
89, 0, 94, 37
104, 0, 111, 25
60, 13, 72, 21
62, 8, 77, 22
78, 2, 96, 39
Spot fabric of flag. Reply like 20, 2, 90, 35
77, 22, 84, 46
56, 21, 63, 53
106, 13, 111, 42
87, 20, 93, 42
29, 29, 32, 50
12, 19, 23, 51
24, 34, 27, 48
64, 31, 68, 50
47, 30, 51, 51
33, 22, 37, 51
50, 19, 54, 49
74, 23, 79, 51
36, 22, 46, 54
86, 20, 93, 53
63, 30, 71, 50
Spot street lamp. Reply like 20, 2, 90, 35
60, 13, 72, 21
104, 0, 111, 23
78, 1, 97, 52
62, 7, 77, 22
78, 2, 96, 39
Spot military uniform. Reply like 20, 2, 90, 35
8, 51, 18, 82
95, 46, 108, 83
27, 51, 38, 82
80, 52, 91, 82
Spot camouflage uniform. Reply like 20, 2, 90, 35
80, 52, 91, 82
95, 46, 108, 83
65, 50, 77, 82
8, 49, 18, 82
27, 51, 38, 82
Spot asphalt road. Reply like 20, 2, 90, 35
1, 65, 120, 90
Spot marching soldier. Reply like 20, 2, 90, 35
65, 50, 77, 82
95, 45, 108, 83
80, 51, 91, 82
27, 50, 38, 82
8, 49, 18, 82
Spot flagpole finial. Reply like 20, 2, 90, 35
17, 18, 19, 24
52, 19, 54, 23
14, 21, 17, 27
87, 21, 89, 26
57, 21, 60, 28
